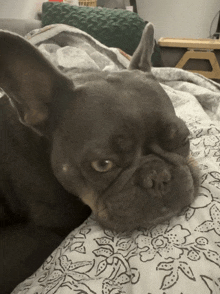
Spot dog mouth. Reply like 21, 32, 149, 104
83, 152, 199, 233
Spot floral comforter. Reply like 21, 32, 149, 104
12, 25, 220, 294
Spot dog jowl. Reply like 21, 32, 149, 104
0, 23, 199, 292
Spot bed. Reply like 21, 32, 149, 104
11, 24, 220, 294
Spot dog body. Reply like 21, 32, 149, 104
0, 24, 199, 293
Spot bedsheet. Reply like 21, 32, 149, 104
12, 24, 220, 294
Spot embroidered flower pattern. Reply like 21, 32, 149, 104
136, 224, 190, 262
38, 256, 95, 294
196, 204, 220, 236
93, 230, 140, 293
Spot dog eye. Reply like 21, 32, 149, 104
91, 160, 114, 173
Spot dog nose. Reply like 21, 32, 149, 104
138, 166, 172, 196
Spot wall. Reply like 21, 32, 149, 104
136, 0, 220, 40
0, 0, 46, 19
0, 0, 219, 38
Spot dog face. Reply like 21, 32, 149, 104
51, 69, 199, 231
0, 24, 199, 232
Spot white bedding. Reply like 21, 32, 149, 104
12, 25, 220, 294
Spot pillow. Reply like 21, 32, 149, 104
41, 2, 162, 66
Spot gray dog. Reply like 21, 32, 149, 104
0, 23, 199, 293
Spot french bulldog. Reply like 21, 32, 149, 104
0, 23, 199, 293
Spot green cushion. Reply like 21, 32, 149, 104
42, 2, 162, 66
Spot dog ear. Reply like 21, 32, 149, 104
0, 30, 72, 127
129, 23, 154, 72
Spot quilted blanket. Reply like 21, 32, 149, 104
12, 24, 220, 294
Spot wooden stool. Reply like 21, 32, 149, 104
158, 38, 220, 79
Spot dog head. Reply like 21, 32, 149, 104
0, 24, 199, 232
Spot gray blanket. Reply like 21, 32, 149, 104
26, 24, 220, 123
